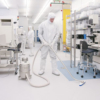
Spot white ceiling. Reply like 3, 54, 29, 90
0, 0, 72, 24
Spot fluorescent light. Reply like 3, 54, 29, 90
33, 0, 53, 24
2, 0, 9, 9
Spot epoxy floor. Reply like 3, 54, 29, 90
0, 43, 100, 100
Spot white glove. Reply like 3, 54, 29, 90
43, 41, 48, 46
50, 42, 54, 48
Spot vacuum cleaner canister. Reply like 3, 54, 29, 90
19, 57, 31, 80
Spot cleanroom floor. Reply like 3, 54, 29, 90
0, 43, 100, 100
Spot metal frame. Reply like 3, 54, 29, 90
70, 10, 77, 68
70, 7, 72, 68
74, 11, 76, 68
69, 10, 89, 68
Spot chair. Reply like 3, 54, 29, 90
8, 43, 22, 63
76, 41, 98, 78
8, 43, 21, 52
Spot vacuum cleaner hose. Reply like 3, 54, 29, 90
26, 45, 50, 88
27, 44, 85, 87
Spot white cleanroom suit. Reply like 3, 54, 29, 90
27, 26, 34, 56
38, 12, 60, 76
17, 27, 26, 55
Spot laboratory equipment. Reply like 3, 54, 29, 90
89, 14, 99, 25
93, 33, 100, 43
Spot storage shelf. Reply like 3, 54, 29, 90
76, 16, 88, 21
68, 16, 88, 23
76, 28, 88, 31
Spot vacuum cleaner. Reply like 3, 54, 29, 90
18, 44, 85, 88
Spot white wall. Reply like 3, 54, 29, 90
28, 18, 33, 27
33, 24, 39, 30
0, 9, 18, 21
19, 17, 28, 32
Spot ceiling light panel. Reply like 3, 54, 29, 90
0, 0, 8, 8
1, 0, 10, 9
6, 0, 17, 8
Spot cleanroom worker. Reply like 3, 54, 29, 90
38, 12, 60, 76
27, 26, 34, 56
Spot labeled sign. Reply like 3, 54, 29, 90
17, 16, 19, 20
